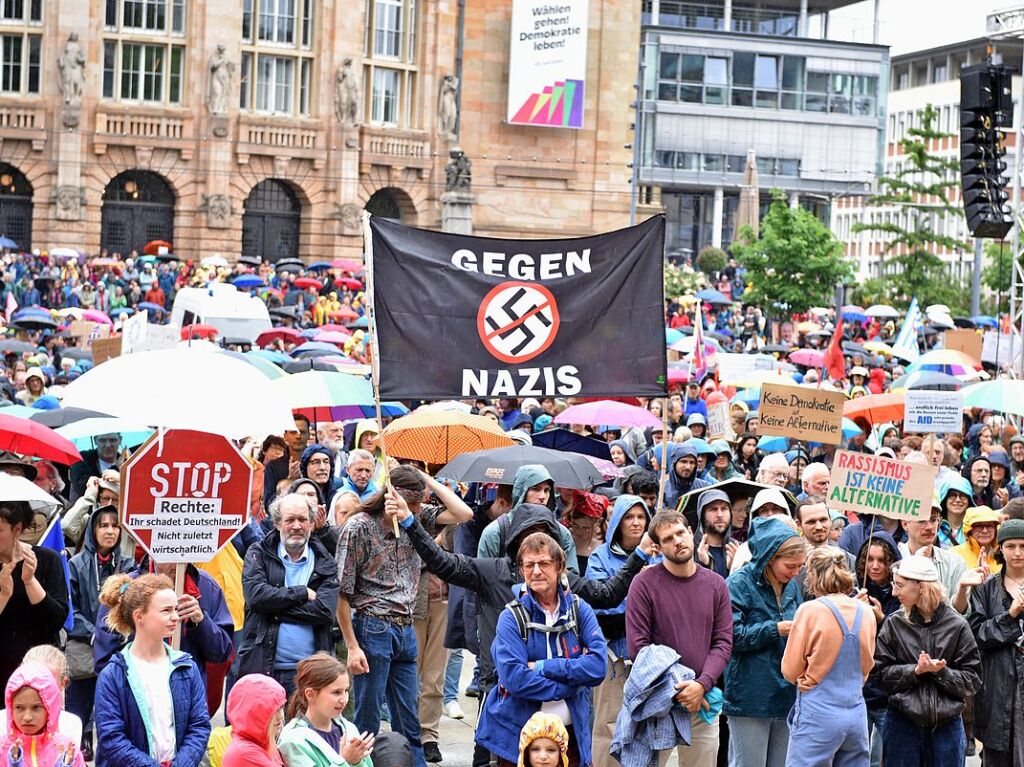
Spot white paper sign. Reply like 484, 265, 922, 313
982, 331, 1014, 365
903, 389, 964, 433
121, 310, 178, 354
707, 402, 734, 441
716, 353, 776, 384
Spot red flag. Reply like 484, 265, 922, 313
822, 315, 845, 382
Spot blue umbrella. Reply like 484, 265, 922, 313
109, 307, 135, 317
0, 236, 17, 249
307, 261, 334, 271
842, 311, 869, 323
696, 288, 731, 306
841, 418, 862, 440
348, 315, 369, 329
298, 328, 321, 340
232, 275, 265, 289
291, 341, 341, 357
970, 315, 997, 328
138, 302, 166, 315
757, 435, 789, 453
665, 327, 684, 346
732, 388, 761, 408
247, 348, 291, 365
531, 429, 612, 460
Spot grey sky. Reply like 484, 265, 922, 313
829, 0, 1009, 54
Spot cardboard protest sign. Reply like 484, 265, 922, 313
828, 450, 937, 521
757, 382, 845, 445
68, 320, 110, 349
707, 401, 734, 441
91, 335, 122, 365
943, 329, 982, 363
903, 389, 964, 434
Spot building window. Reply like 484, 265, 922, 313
102, 40, 183, 103
0, 32, 38, 93
240, 0, 314, 116
1, 0, 41, 23
107, 0, 185, 33
364, 0, 417, 128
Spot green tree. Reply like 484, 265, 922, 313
848, 277, 889, 308
730, 191, 853, 315
981, 239, 1012, 313
851, 103, 969, 308
696, 246, 728, 277
664, 261, 705, 301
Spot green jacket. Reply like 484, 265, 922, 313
278, 715, 373, 767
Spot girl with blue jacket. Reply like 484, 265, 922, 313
478, 531, 608, 767
93, 573, 211, 767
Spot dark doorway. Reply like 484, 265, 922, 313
101, 171, 175, 256
0, 164, 33, 251
241, 179, 300, 262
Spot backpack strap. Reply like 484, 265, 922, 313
505, 598, 530, 641
504, 594, 582, 643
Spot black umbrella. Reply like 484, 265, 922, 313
238, 255, 262, 267
531, 429, 612, 461
30, 407, 110, 428
438, 445, 604, 489
952, 316, 976, 329
282, 358, 346, 374
842, 341, 869, 356
276, 258, 304, 272
11, 316, 57, 331
60, 348, 92, 361
679, 478, 797, 523
269, 306, 300, 320
0, 339, 36, 354
761, 344, 790, 354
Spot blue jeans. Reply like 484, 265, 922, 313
352, 614, 427, 767
867, 707, 885, 767
881, 709, 965, 767
443, 649, 464, 704
728, 715, 789, 767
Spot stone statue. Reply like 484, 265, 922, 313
444, 147, 471, 192
335, 58, 360, 128
57, 33, 85, 106
207, 45, 235, 115
438, 74, 459, 139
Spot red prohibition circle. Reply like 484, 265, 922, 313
476, 281, 560, 364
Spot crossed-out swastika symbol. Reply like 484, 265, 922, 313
476, 281, 560, 364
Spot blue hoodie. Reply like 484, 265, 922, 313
586, 495, 653, 658
723, 517, 803, 718
663, 443, 711, 511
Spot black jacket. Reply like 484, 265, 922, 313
69, 449, 103, 502
969, 573, 1024, 752
404, 502, 645, 688
870, 601, 982, 729
238, 530, 340, 676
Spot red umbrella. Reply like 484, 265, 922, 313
337, 277, 363, 291
180, 324, 220, 341
143, 240, 173, 256
294, 277, 323, 291
332, 258, 362, 272
331, 307, 360, 321
256, 327, 301, 347
0, 414, 81, 464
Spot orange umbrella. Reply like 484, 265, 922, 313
143, 239, 172, 255
843, 392, 905, 426
382, 410, 514, 464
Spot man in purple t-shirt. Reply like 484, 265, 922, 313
626, 510, 733, 767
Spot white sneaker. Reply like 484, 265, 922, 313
444, 701, 465, 720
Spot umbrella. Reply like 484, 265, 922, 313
841, 418, 864, 439
863, 341, 893, 356
0, 236, 18, 249
382, 410, 514, 464
696, 288, 732, 306
843, 392, 905, 426
865, 305, 900, 318
291, 341, 343, 358
313, 330, 351, 345
60, 348, 295, 437
201, 255, 229, 268
679, 478, 797, 520
531, 429, 613, 460
49, 247, 81, 260
728, 369, 795, 389
0, 339, 36, 354
757, 434, 789, 453
61, 348, 92, 361
276, 258, 304, 271
239, 255, 262, 267
109, 307, 135, 318
282, 358, 355, 374
788, 348, 823, 367
56, 307, 83, 320
143, 240, 172, 255
438, 444, 604, 489
331, 306, 361, 322
346, 316, 369, 330
316, 357, 372, 375
554, 400, 662, 429
29, 407, 110, 428
247, 348, 291, 364
307, 261, 334, 271
842, 310, 869, 323
670, 336, 721, 354
218, 350, 285, 380
293, 277, 323, 291
732, 149, 760, 242
0, 413, 81, 464
232, 275, 265, 289
332, 258, 363, 272
137, 302, 165, 315
298, 328, 321, 340
761, 344, 791, 355
842, 341, 870, 357
906, 348, 979, 376
181, 324, 220, 341
971, 315, 998, 328
796, 321, 822, 334
0, 473, 60, 513
585, 456, 624, 480
270, 371, 375, 417
336, 277, 363, 291
0, 405, 38, 418
256, 327, 301, 347
12, 315, 56, 331
665, 328, 684, 346
891, 371, 962, 391
56, 417, 153, 450
962, 379, 1024, 416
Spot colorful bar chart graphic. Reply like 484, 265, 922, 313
510, 78, 585, 128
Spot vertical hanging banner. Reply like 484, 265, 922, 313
369, 216, 667, 400
507, 0, 590, 129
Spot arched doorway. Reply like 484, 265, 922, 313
365, 188, 404, 222
0, 164, 33, 251
241, 179, 300, 262
101, 171, 175, 256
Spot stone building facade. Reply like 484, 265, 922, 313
0, 0, 637, 262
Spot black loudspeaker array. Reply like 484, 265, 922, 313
960, 63, 1014, 239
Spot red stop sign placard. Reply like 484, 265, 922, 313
120, 429, 253, 564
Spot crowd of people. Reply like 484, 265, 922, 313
0, 247, 1023, 767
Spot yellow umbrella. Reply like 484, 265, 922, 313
382, 410, 514, 464
863, 341, 893, 356
796, 321, 822, 334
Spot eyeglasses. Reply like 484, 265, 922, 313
521, 559, 556, 572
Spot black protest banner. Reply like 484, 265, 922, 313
369, 215, 667, 400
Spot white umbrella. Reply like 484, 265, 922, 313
201, 254, 229, 268
49, 247, 81, 260
865, 304, 900, 318
60, 348, 294, 438
0, 473, 60, 512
